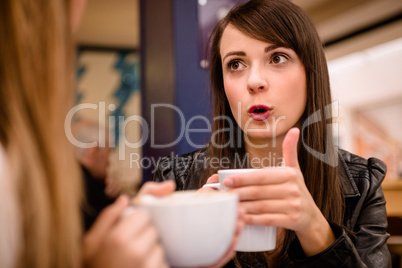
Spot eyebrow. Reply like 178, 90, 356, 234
222, 51, 245, 62
222, 45, 281, 62
265, 44, 281, 53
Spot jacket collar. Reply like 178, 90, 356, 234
338, 150, 361, 198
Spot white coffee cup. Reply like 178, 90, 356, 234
203, 169, 277, 252
135, 191, 238, 267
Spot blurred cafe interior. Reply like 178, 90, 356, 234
74, 0, 402, 265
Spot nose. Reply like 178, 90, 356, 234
247, 66, 267, 94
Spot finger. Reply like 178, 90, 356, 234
239, 199, 292, 215
86, 195, 130, 242
137, 180, 176, 198
244, 213, 288, 227
206, 174, 219, 184
223, 169, 288, 188
282, 127, 300, 168
228, 184, 289, 201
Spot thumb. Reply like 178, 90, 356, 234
282, 127, 300, 168
137, 180, 176, 198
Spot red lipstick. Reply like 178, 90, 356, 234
248, 105, 272, 121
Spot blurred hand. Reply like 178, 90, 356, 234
82, 180, 176, 268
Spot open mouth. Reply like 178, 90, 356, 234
248, 105, 272, 121
254, 107, 268, 113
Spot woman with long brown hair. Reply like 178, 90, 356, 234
0, 0, 175, 267
154, 0, 391, 267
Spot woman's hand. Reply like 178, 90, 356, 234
224, 128, 335, 256
82, 181, 175, 268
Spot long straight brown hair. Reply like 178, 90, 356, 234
0, 1, 82, 267
202, 0, 344, 264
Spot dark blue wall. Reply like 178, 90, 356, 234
173, 0, 212, 155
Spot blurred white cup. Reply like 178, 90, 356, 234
135, 191, 238, 267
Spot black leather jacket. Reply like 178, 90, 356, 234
154, 149, 391, 267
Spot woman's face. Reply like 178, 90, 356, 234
220, 24, 307, 146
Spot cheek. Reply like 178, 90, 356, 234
283, 70, 306, 106
291, 90, 306, 125
274, 71, 307, 124
223, 80, 240, 110
294, 74, 307, 111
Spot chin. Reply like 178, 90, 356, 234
243, 132, 275, 145
242, 121, 280, 137
244, 125, 289, 141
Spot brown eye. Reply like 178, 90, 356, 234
272, 54, 287, 64
228, 60, 245, 71
272, 56, 281, 64
232, 62, 240, 70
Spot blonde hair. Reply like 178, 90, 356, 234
0, 0, 83, 267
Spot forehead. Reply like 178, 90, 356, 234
220, 24, 272, 55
